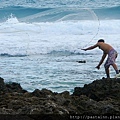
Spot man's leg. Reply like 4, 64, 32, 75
105, 67, 110, 78
112, 63, 120, 78
112, 63, 119, 74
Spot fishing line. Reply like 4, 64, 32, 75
0, 8, 100, 58
1, 10, 43, 85
0, 23, 41, 34
0, 14, 42, 56
72, 8, 100, 54
80, 8, 100, 49
74, 7, 101, 81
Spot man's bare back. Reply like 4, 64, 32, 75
96, 42, 113, 54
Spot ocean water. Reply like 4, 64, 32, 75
0, 0, 120, 93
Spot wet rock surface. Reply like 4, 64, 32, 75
0, 77, 120, 119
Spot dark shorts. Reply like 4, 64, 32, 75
104, 49, 117, 69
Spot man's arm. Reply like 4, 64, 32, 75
96, 53, 107, 69
81, 44, 98, 51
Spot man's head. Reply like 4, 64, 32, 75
98, 39, 104, 43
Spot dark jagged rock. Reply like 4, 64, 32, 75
0, 77, 120, 119
6, 82, 27, 93
32, 88, 54, 97
0, 77, 27, 93
73, 78, 120, 101
0, 77, 7, 92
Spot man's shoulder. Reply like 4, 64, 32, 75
95, 42, 100, 46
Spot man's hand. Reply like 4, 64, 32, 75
81, 48, 87, 51
96, 65, 100, 70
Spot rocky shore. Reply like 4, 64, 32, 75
0, 77, 120, 120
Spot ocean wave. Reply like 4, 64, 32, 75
94, 6, 120, 19
15, 7, 99, 22
0, 50, 94, 58
47, 50, 94, 56
0, 5, 120, 23
0, 6, 48, 22
0, 53, 27, 57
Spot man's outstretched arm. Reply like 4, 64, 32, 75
81, 44, 98, 51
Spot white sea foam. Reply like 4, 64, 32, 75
0, 16, 120, 56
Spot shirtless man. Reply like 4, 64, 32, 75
81, 39, 120, 78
